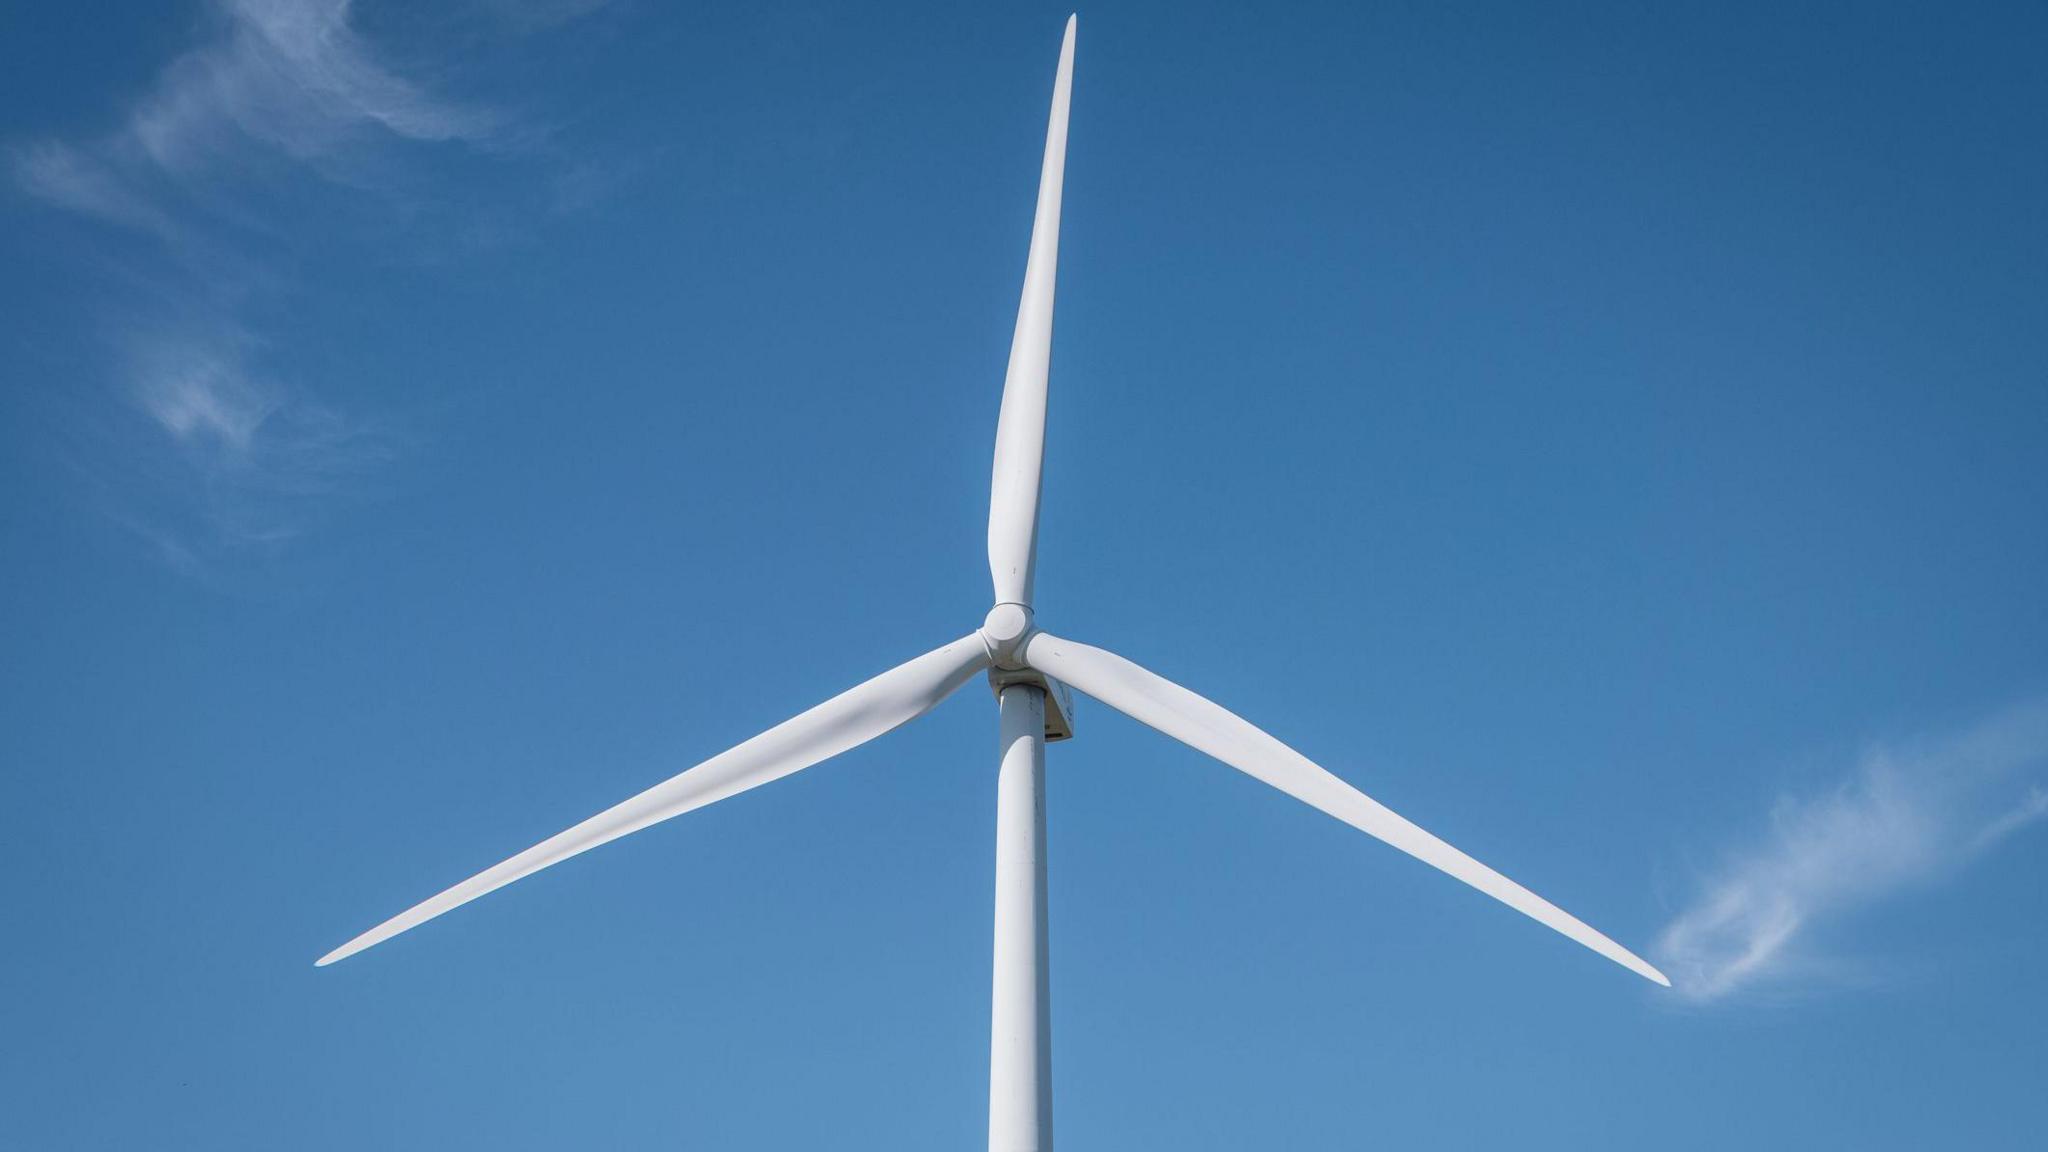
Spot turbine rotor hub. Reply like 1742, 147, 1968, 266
980, 602, 1036, 669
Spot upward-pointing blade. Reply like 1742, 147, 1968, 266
317, 634, 990, 967
1022, 632, 1670, 985
987, 15, 1077, 608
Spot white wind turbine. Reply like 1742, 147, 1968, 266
320, 15, 1667, 1149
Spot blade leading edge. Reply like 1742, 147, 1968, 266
317, 634, 991, 966
1022, 631, 1669, 985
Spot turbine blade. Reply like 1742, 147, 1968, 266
1022, 631, 1669, 985
987, 15, 1077, 607
318, 634, 991, 967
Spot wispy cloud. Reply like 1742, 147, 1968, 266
10, 0, 606, 570
124, 325, 393, 493
1656, 697, 2048, 1002
132, 0, 494, 175
16, 1, 496, 232
13, 141, 180, 237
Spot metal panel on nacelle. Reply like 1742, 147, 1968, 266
988, 665, 1076, 741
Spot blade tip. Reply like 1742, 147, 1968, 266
315, 938, 366, 968
1626, 953, 1671, 986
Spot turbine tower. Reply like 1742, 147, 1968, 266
319, 16, 1666, 1150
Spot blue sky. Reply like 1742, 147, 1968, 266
3, 1, 2046, 1147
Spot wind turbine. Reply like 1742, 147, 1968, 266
319, 14, 1667, 1149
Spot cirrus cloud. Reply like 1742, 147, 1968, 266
10, 0, 604, 571
1657, 697, 2048, 1002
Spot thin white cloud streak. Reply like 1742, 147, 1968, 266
1656, 698, 2048, 1002
18, 0, 619, 569
13, 142, 179, 238
71, 326, 397, 569
125, 329, 386, 492
17, 0, 494, 231
132, 0, 494, 175
8, 0, 512, 566
133, 338, 274, 452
